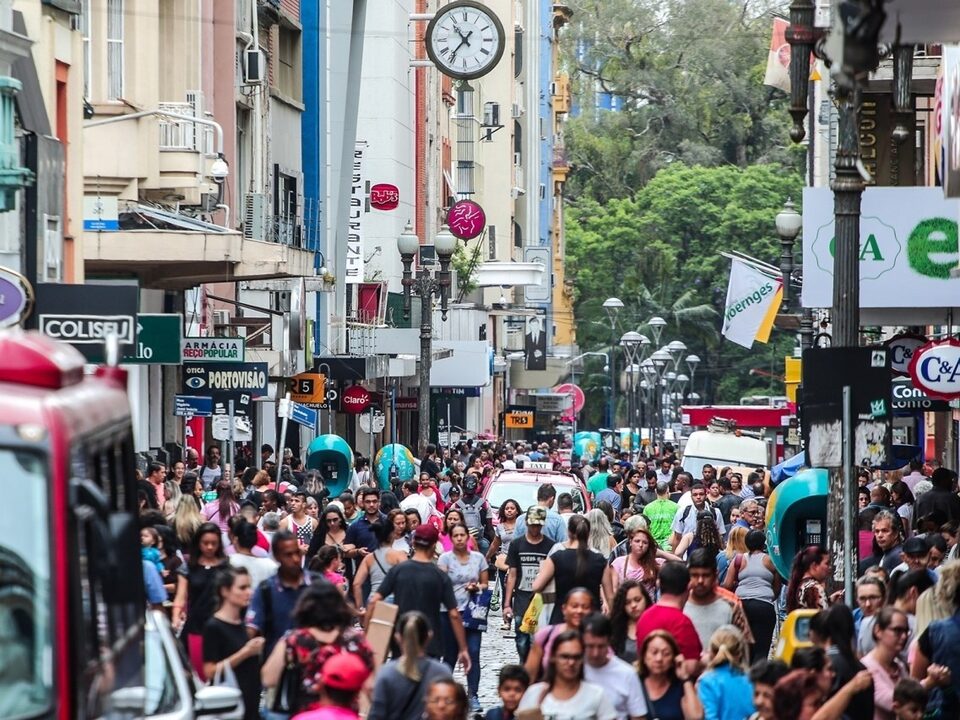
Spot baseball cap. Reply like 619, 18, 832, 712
526, 506, 547, 526
902, 536, 928, 555
413, 523, 440, 547
320, 652, 371, 692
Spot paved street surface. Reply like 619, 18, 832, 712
453, 610, 520, 712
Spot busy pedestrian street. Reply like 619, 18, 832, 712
4, 1, 960, 720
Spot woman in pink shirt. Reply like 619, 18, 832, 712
202, 480, 240, 533
860, 607, 909, 720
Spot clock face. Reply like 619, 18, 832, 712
426, 1, 505, 80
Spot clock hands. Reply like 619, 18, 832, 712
453, 30, 474, 54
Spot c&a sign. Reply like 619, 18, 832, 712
908, 338, 960, 400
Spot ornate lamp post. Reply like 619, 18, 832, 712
398, 221, 458, 454
649, 348, 672, 454
602, 297, 624, 428
775, 198, 803, 311
620, 331, 647, 457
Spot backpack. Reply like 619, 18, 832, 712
679, 501, 717, 526
455, 495, 486, 531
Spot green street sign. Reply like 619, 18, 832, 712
122, 313, 182, 365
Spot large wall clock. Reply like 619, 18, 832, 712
425, 0, 506, 81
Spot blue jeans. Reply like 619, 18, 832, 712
440, 613, 482, 697
514, 614, 531, 663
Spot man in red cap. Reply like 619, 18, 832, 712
291, 652, 371, 720
367, 524, 471, 672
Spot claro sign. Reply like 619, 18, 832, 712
907, 338, 960, 401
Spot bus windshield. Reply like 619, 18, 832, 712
0, 448, 52, 719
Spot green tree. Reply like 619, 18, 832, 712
566, 162, 802, 413
563, 0, 800, 203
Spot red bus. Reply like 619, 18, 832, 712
0, 330, 143, 719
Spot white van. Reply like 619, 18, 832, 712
680, 428, 769, 479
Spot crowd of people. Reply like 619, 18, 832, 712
133, 438, 960, 720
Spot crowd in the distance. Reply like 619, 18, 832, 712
131, 438, 960, 720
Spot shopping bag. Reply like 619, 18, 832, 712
519, 593, 543, 634
210, 661, 245, 720
461, 589, 493, 631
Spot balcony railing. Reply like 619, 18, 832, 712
158, 101, 215, 154
553, 146, 569, 170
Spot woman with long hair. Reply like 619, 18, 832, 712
523, 588, 594, 683
610, 526, 662, 599
201, 567, 265, 720
723, 529, 781, 663
437, 523, 488, 712
786, 546, 831, 612
485, 498, 520, 597
697, 625, 755, 720
439, 508, 476, 553
368, 611, 452, 720
352, 511, 409, 609
517, 630, 616, 719
202, 478, 240, 533
261, 580, 375, 714
889, 481, 915, 538
173, 522, 229, 678
674, 510, 723, 559
305, 504, 355, 562
162, 479, 182, 521
531, 515, 614, 623
609, 579, 652, 664
585, 507, 617, 555
855, 575, 888, 655
808, 603, 875, 720
861, 607, 911, 720
637, 629, 703, 720
717, 525, 748, 584
172, 494, 204, 552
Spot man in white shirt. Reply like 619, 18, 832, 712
399, 479, 433, 524
671, 481, 725, 549
582, 613, 648, 720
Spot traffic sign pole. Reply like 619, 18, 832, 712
278, 392, 291, 463
227, 398, 235, 477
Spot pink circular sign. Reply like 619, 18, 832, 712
553, 383, 585, 416
445, 200, 486, 240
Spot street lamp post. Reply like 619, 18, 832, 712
398, 222, 458, 455
566, 351, 609, 441
775, 198, 803, 312
649, 348, 671, 455
603, 298, 624, 429
620, 331, 647, 458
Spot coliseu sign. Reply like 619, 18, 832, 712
908, 338, 960, 401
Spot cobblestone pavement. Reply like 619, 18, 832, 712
453, 608, 522, 714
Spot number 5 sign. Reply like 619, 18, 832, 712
290, 372, 327, 407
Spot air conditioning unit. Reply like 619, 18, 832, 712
212, 309, 231, 325
243, 193, 267, 240
242, 48, 265, 85
512, 103, 523, 118
510, 186, 525, 199
483, 102, 500, 128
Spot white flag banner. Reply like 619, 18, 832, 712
721, 258, 782, 349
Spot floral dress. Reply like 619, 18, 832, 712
284, 626, 375, 711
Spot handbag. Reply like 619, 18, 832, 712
270, 640, 303, 717
210, 661, 245, 720
461, 589, 493, 631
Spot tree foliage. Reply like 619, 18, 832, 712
566, 163, 803, 425
563, 0, 801, 203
